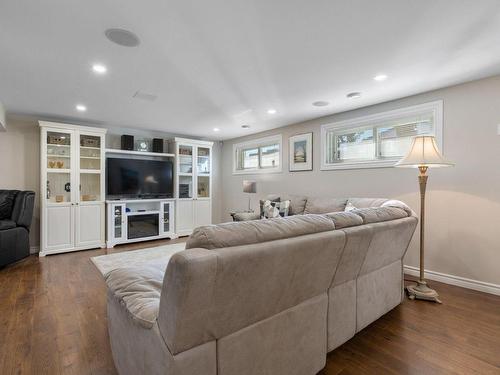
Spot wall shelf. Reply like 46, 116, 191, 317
105, 148, 175, 158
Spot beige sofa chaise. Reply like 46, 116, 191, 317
105, 198, 417, 375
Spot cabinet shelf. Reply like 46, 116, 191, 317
48, 155, 70, 158
47, 168, 71, 173
126, 210, 160, 216
80, 146, 101, 150
80, 169, 101, 174
105, 148, 175, 158
80, 156, 101, 160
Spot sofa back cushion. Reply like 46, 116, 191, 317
351, 207, 408, 224
346, 198, 388, 209
324, 211, 364, 229
10, 191, 35, 228
160, 230, 346, 355
186, 214, 334, 250
304, 197, 347, 214
0, 190, 18, 220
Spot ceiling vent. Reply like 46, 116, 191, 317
133, 91, 158, 102
105, 28, 140, 47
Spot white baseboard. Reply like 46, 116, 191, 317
30, 246, 39, 254
404, 265, 500, 296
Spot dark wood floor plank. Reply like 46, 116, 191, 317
1, 241, 499, 375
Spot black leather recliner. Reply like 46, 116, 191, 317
0, 190, 35, 267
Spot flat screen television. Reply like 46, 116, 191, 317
106, 158, 173, 199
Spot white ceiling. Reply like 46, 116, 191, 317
1, 0, 500, 140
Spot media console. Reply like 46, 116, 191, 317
105, 198, 177, 248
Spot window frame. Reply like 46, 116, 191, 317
233, 134, 283, 175
320, 100, 443, 170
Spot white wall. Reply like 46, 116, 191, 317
221, 75, 500, 287
0, 116, 40, 248
0, 116, 223, 248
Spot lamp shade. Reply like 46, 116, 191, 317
395, 136, 453, 168
243, 180, 256, 194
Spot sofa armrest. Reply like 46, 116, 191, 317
11, 191, 35, 230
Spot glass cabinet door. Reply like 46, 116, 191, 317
113, 205, 124, 239
79, 134, 102, 202
161, 202, 171, 233
197, 147, 210, 199
46, 130, 72, 204
178, 145, 193, 199
197, 147, 210, 174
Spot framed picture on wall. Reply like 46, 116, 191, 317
289, 132, 313, 171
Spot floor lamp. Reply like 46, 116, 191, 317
395, 135, 453, 303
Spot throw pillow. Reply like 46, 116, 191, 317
260, 197, 280, 218
277, 200, 290, 217
262, 200, 280, 218
344, 202, 357, 212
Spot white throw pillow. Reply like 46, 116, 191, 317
344, 202, 357, 212
263, 200, 280, 218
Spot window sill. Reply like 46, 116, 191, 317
320, 159, 399, 171
232, 167, 282, 175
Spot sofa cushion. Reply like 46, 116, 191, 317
381, 199, 415, 216
304, 197, 347, 214
324, 212, 363, 229
0, 220, 16, 230
282, 194, 308, 215
186, 214, 335, 250
105, 264, 165, 328
352, 207, 408, 224
0, 190, 18, 220
346, 198, 388, 209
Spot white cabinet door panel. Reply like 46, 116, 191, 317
194, 200, 211, 228
76, 203, 103, 247
46, 205, 74, 251
176, 200, 194, 234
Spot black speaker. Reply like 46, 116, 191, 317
121, 135, 134, 151
153, 138, 163, 153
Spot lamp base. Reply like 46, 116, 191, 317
406, 280, 442, 304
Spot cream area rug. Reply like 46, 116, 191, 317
91, 242, 186, 277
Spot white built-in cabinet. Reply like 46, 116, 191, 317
169, 138, 213, 236
39, 121, 106, 256
105, 199, 176, 248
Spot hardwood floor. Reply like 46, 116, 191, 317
1, 240, 499, 375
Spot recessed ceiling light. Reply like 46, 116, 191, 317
312, 101, 329, 107
346, 92, 362, 99
213, 128, 220, 132
92, 64, 107, 74
374, 74, 388, 81
105, 28, 140, 47
241, 124, 250, 129
267, 108, 277, 114
76, 104, 87, 112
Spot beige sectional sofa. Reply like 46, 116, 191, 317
104, 197, 417, 375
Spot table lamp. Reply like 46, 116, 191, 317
243, 180, 257, 211
395, 135, 453, 303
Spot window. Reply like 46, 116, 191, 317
233, 135, 282, 174
321, 101, 443, 170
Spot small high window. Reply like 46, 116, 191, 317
321, 101, 443, 170
233, 135, 282, 174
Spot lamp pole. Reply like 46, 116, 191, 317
418, 165, 427, 283
406, 165, 442, 303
